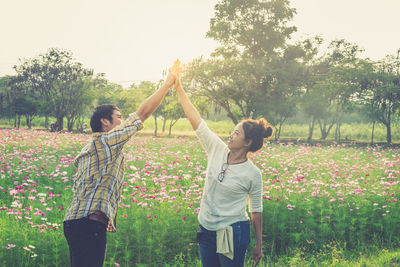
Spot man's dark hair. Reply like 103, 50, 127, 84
90, 104, 120, 133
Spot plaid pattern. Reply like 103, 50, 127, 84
64, 113, 143, 232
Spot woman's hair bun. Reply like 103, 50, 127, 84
255, 118, 273, 139
264, 126, 273, 138
242, 118, 273, 152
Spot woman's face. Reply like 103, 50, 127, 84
228, 122, 250, 150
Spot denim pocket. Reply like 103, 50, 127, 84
232, 221, 251, 251
63, 221, 72, 243
87, 220, 106, 240
198, 225, 216, 246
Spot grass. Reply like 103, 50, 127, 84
1, 116, 399, 143
0, 128, 399, 266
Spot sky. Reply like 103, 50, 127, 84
1, 0, 399, 87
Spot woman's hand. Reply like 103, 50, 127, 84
135, 59, 181, 122
172, 60, 183, 91
165, 59, 181, 87
250, 212, 263, 266
252, 244, 262, 266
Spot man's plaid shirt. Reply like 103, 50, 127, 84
64, 113, 143, 232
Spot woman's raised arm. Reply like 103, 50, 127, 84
174, 76, 202, 130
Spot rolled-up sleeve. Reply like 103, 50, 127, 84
248, 171, 263, 213
103, 112, 143, 149
195, 120, 226, 156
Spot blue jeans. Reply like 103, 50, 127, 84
197, 221, 251, 267
63, 217, 107, 267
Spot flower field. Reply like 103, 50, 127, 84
0, 129, 399, 266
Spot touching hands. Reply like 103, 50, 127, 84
165, 59, 182, 88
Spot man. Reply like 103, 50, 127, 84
63, 61, 180, 267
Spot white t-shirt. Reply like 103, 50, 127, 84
195, 120, 263, 231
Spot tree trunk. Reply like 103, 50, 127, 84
67, 117, 74, 132
319, 120, 327, 140
45, 115, 49, 129
371, 120, 375, 145
162, 118, 167, 133
274, 128, 278, 141
386, 109, 392, 144
307, 117, 315, 142
26, 115, 32, 129
319, 119, 335, 140
386, 122, 392, 144
277, 124, 282, 140
154, 115, 158, 137
17, 115, 21, 128
335, 123, 339, 142
56, 116, 64, 131
14, 114, 17, 128
276, 116, 286, 140
168, 120, 178, 137
75, 115, 84, 132
215, 99, 238, 125
275, 119, 283, 141
226, 112, 238, 125
169, 123, 173, 137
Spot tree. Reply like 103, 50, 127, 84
254, 41, 314, 139
7, 72, 45, 128
0, 76, 13, 117
301, 39, 364, 141
347, 51, 400, 145
12, 48, 94, 131
163, 95, 185, 137
208, 0, 296, 59
8, 96, 42, 128
368, 53, 400, 144
185, 0, 298, 126
61, 77, 95, 132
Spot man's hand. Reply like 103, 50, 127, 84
165, 59, 181, 87
252, 245, 262, 266
171, 60, 183, 91
135, 59, 182, 122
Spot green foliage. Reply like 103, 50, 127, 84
1, 0, 400, 145
9, 48, 95, 131
208, 0, 296, 58
1, 129, 400, 266
0, 76, 12, 112
182, 0, 301, 127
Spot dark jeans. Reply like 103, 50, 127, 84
197, 221, 251, 267
63, 217, 107, 267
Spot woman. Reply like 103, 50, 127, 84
173, 69, 272, 267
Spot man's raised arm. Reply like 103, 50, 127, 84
136, 60, 180, 122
